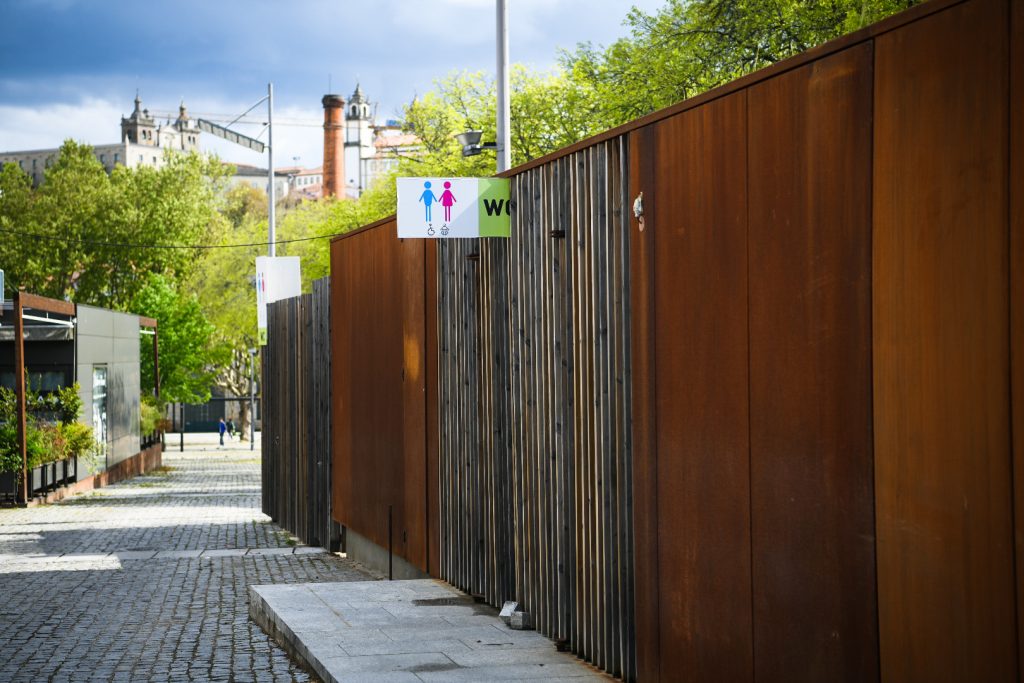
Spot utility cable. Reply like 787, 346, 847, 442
0, 226, 345, 250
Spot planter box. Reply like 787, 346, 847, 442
46, 461, 59, 490
0, 471, 17, 501
30, 465, 45, 495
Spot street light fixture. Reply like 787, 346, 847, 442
456, 1, 510, 171
456, 130, 497, 157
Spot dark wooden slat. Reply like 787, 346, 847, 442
873, 0, 1016, 679
426, 242, 440, 577
431, 138, 633, 681
648, 92, 753, 681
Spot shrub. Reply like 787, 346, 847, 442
61, 422, 98, 460
0, 425, 20, 473
140, 396, 163, 435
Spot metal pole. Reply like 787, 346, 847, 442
179, 403, 184, 452
13, 293, 27, 505
268, 82, 276, 258
496, 0, 510, 173
250, 349, 256, 452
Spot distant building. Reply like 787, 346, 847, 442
224, 163, 290, 200
331, 83, 420, 199
0, 94, 202, 185
280, 166, 323, 200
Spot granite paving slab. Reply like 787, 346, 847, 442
250, 578, 612, 682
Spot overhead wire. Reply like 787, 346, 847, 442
0, 226, 343, 250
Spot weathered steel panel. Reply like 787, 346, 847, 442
646, 91, 753, 681
1012, 2, 1024, 677
873, 0, 1016, 679
629, 124, 659, 683
330, 221, 431, 572
748, 43, 878, 682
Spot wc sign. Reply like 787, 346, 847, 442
397, 177, 511, 239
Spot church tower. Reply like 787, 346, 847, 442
173, 101, 200, 152
344, 83, 374, 197
120, 93, 157, 146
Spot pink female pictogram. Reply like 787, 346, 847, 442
439, 181, 456, 222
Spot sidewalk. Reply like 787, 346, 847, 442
250, 579, 613, 683
0, 440, 373, 682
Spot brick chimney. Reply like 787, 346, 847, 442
322, 94, 346, 199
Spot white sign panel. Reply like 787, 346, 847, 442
396, 177, 510, 238
255, 256, 301, 345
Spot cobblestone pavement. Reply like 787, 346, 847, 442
0, 435, 375, 682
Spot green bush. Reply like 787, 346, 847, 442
56, 384, 83, 424
0, 425, 20, 473
0, 380, 94, 472
140, 395, 163, 435
61, 422, 98, 460
0, 422, 47, 471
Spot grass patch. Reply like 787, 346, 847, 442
274, 530, 299, 546
149, 466, 176, 476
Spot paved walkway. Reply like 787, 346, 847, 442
0, 435, 374, 682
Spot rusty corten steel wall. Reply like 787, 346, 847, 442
628, 0, 1022, 681
329, 220, 436, 573
436, 137, 634, 679
872, 0, 1017, 678
317, 1, 1021, 681
262, 278, 333, 549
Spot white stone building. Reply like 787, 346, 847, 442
342, 84, 420, 199
0, 94, 202, 185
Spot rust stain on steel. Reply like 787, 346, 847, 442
330, 218, 431, 572
650, 91, 753, 681
748, 43, 878, 682
629, 124, 659, 683
1011, 0, 1024, 676
873, 0, 1016, 679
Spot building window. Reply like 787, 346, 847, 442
138, 154, 143, 163
32, 159, 37, 169
99, 154, 105, 163
114, 153, 119, 163
18, 160, 23, 169
92, 366, 108, 462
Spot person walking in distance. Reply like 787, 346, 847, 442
218, 417, 227, 447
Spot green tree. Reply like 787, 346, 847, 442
130, 273, 223, 404
561, 0, 923, 129
400, 66, 603, 175
0, 141, 228, 309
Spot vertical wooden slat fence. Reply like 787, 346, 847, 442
262, 278, 333, 549
437, 136, 634, 680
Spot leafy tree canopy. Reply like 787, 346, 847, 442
0, 140, 229, 401
130, 272, 224, 404
560, 0, 923, 129
0, 140, 228, 309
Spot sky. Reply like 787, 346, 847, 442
0, 0, 663, 169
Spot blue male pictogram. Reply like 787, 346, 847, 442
418, 181, 439, 223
